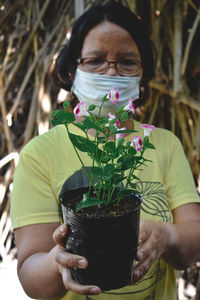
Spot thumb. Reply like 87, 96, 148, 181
53, 224, 68, 249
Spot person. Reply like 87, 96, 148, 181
10, 1, 200, 300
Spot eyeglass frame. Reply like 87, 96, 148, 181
77, 57, 142, 76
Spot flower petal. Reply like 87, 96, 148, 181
140, 124, 155, 136
131, 136, 143, 151
108, 88, 120, 104
123, 99, 135, 113
116, 127, 126, 140
73, 102, 89, 119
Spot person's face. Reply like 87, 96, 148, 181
79, 21, 142, 77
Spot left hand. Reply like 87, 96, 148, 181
130, 219, 168, 284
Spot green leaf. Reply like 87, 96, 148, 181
51, 110, 75, 125
120, 112, 128, 122
63, 101, 70, 108
51, 118, 60, 126
113, 150, 119, 158
104, 141, 115, 153
117, 155, 134, 170
142, 136, 156, 150
117, 106, 125, 114
113, 174, 126, 185
126, 141, 131, 147
118, 138, 124, 147
97, 137, 106, 143
76, 198, 103, 212
88, 104, 96, 111
103, 164, 115, 178
101, 154, 111, 163
103, 94, 109, 102
110, 125, 117, 133
51, 110, 61, 118
128, 147, 137, 155
128, 182, 137, 189
146, 143, 156, 149
91, 166, 103, 176
143, 136, 149, 144
117, 145, 126, 154
115, 129, 137, 134
83, 118, 100, 130
69, 133, 96, 152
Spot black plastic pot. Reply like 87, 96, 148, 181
60, 187, 141, 291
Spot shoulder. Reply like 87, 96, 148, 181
21, 125, 67, 156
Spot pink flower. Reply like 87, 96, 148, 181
107, 112, 120, 128
73, 101, 90, 119
140, 124, 155, 137
124, 98, 135, 113
116, 127, 126, 140
131, 136, 143, 151
108, 88, 119, 104
108, 112, 116, 121
115, 119, 120, 128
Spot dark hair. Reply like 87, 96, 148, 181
53, 0, 154, 91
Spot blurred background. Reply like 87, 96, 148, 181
0, 0, 200, 299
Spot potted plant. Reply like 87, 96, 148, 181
51, 88, 155, 291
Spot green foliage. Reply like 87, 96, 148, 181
51, 97, 156, 212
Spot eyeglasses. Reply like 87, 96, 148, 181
77, 57, 142, 76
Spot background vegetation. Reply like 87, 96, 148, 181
0, 0, 200, 299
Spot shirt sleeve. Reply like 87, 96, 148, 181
165, 134, 200, 210
10, 138, 61, 230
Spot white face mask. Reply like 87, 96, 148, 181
71, 68, 140, 116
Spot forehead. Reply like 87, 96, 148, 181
81, 21, 140, 58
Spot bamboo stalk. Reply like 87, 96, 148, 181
0, 77, 13, 153
148, 93, 159, 125
7, 0, 72, 123
0, 2, 21, 32
5, 0, 51, 93
181, 7, 200, 76
173, 0, 182, 95
0, 152, 19, 169
185, 106, 196, 146
149, 79, 200, 112
6, 47, 43, 121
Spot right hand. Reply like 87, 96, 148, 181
53, 224, 101, 295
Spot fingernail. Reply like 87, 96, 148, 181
60, 225, 65, 233
89, 287, 100, 294
78, 259, 87, 268
133, 270, 140, 280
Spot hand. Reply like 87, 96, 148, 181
53, 225, 101, 295
130, 219, 168, 284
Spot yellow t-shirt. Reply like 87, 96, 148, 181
10, 120, 200, 300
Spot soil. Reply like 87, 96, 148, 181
60, 187, 141, 218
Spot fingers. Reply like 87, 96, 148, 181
138, 220, 151, 246
137, 237, 156, 261
53, 224, 68, 249
131, 249, 156, 283
130, 219, 164, 284
55, 248, 88, 269
61, 267, 101, 295
53, 225, 101, 295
